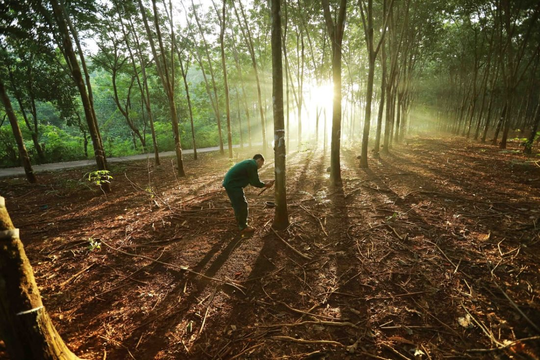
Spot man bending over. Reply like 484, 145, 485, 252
223, 154, 275, 234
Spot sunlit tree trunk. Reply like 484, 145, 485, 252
122, 14, 160, 165
0, 197, 81, 359
177, 50, 198, 160
190, 0, 224, 155
322, 0, 347, 186
215, 0, 233, 158
374, 35, 387, 158
271, 0, 289, 229
296, 27, 305, 148
138, 0, 185, 176
233, 1, 267, 151
235, 92, 243, 148
282, 0, 290, 153
231, 43, 253, 148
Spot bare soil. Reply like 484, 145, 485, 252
1, 136, 539, 360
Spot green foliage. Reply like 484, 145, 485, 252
87, 237, 101, 252
0, 125, 18, 167
85, 170, 113, 187
192, 123, 221, 148
104, 137, 139, 157
41, 125, 85, 162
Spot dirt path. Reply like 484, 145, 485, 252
1, 136, 539, 359
0, 145, 236, 178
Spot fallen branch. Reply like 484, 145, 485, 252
386, 224, 404, 241
493, 280, 540, 333
428, 240, 472, 280
358, 351, 393, 360
228, 343, 265, 360
261, 319, 358, 329
100, 239, 245, 292
98, 251, 165, 298
270, 228, 311, 260
461, 303, 504, 347
344, 185, 364, 199
271, 335, 344, 347
412, 299, 462, 338
278, 301, 336, 321
466, 335, 540, 353
382, 344, 411, 360
59, 263, 96, 289
299, 205, 328, 237
198, 289, 217, 336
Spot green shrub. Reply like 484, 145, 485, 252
0, 126, 19, 167
40, 125, 85, 162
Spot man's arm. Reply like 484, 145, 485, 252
248, 163, 266, 188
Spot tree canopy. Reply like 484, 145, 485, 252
0, 0, 539, 171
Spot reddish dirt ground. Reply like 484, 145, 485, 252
1, 136, 540, 360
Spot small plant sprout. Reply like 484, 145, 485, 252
85, 170, 113, 189
88, 238, 101, 252
145, 186, 155, 198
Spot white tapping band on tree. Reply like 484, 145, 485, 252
16, 306, 44, 316
0, 229, 19, 241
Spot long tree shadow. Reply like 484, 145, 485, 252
113, 228, 247, 359
341, 146, 540, 356
193, 148, 335, 357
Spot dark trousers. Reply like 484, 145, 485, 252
225, 186, 248, 230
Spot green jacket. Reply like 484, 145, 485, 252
223, 159, 265, 189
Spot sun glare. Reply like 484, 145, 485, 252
308, 83, 334, 106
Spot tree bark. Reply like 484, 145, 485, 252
8, 65, 46, 164
0, 197, 81, 359
0, 79, 36, 183
190, 0, 224, 155
524, 96, 540, 154
216, 0, 233, 158
359, 0, 393, 168
122, 14, 160, 165
271, 0, 289, 229
233, 1, 268, 151
48, 0, 110, 191
177, 50, 198, 160
138, 0, 185, 176
231, 43, 253, 148
322, 0, 347, 186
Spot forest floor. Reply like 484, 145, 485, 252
1, 135, 540, 360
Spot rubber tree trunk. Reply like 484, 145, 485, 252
178, 55, 197, 160
0, 197, 81, 359
218, 0, 233, 158
122, 16, 160, 165
49, 0, 110, 192
234, 1, 267, 151
322, 0, 347, 186
524, 98, 540, 154
191, 0, 224, 155
138, 0, 185, 176
271, 0, 289, 229
0, 79, 36, 184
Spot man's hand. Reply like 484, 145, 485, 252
264, 180, 275, 188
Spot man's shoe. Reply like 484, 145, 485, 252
241, 226, 255, 235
